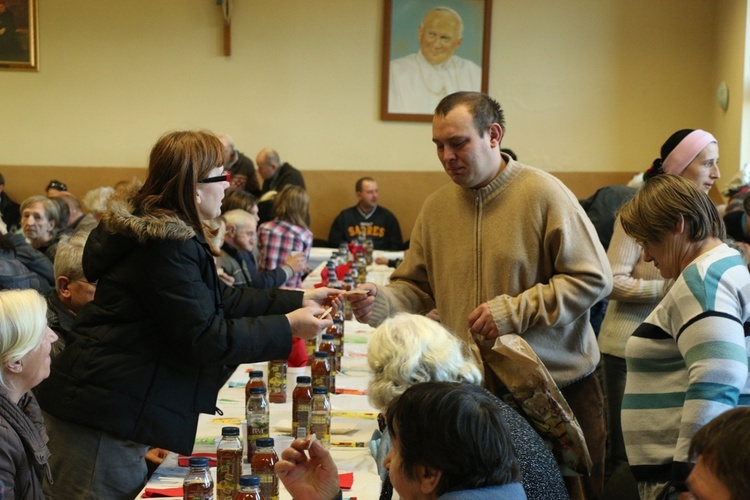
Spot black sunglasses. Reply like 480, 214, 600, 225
198, 170, 231, 184
46, 180, 67, 191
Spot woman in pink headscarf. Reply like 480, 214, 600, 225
598, 129, 720, 485
643, 129, 720, 191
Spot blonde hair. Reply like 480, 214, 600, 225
273, 185, 309, 229
367, 313, 482, 411
0, 289, 48, 389
619, 174, 725, 244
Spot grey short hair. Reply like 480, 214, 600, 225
0, 289, 48, 390
53, 233, 88, 286
20, 195, 62, 235
367, 313, 482, 411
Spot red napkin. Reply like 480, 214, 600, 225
347, 242, 364, 258
142, 486, 183, 497
316, 263, 354, 288
177, 453, 217, 467
339, 472, 354, 490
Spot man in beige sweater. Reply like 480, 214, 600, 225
350, 91, 612, 499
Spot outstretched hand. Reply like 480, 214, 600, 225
275, 437, 341, 500
347, 283, 377, 323
286, 306, 333, 340
303, 287, 345, 310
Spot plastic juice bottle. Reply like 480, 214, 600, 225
250, 438, 279, 500
216, 426, 243, 500
305, 336, 317, 367
233, 475, 263, 500
310, 387, 331, 449
292, 375, 313, 440
342, 273, 354, 320
319, 333, 339, 378
332, 314, 344, 367
267, 359, 287, 403
311, 351, 332, 394
244, 370, 265, 408
183, 456, 214, 500
246, 386, 269, 461
356, 250, 367, 284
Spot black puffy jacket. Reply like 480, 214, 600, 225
37, 195, 300, 454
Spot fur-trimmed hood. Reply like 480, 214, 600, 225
83, 188, 199, 282
102, 194, 196, 244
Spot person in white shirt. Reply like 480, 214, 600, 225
388, 7, 481, 114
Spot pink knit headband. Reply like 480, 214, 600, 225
662, 130, 717, 175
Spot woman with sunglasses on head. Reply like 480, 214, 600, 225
44, 180, 67, 197
36, 131, 340, 500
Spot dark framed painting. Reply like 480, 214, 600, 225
0, 0, 38, 71
381, 0, 492, 122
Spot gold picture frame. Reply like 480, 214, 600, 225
0, 0, 38, 71
381, 0, 492, 122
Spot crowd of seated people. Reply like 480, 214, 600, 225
0, 91, 748, 500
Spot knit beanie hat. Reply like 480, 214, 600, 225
644, 129, 717, 180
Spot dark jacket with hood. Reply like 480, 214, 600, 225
0, 387, 51, 500
36, 194, 300, 454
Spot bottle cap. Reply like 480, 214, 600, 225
321, 334, 334, 340
314, 351, 328, 358
296, 375, 312, 383
248, 370, 263, 378
239, 474, 261, 487
313, 386, 329, 394
256, 437, 275, 448
221, 426, 240, 436
188, 456, 209, 467
250, 386, 267, 394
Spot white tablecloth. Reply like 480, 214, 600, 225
303, 249, 403, 288
142, 320, 382, 500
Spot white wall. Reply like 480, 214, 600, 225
1, 0, 746, 192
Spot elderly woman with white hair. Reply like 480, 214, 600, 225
0, 289, 58, 499
367, 313, 568, 500
82, 186, 115, 222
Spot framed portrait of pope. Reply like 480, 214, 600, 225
381, 0, 492, 122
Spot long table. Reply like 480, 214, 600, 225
142, 320, 382, 499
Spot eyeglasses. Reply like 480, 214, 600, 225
46, 180, 67, 191
199, 170, 231, 184
75, 279, 98, 287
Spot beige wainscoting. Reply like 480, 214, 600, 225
1, 166, 722, 243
